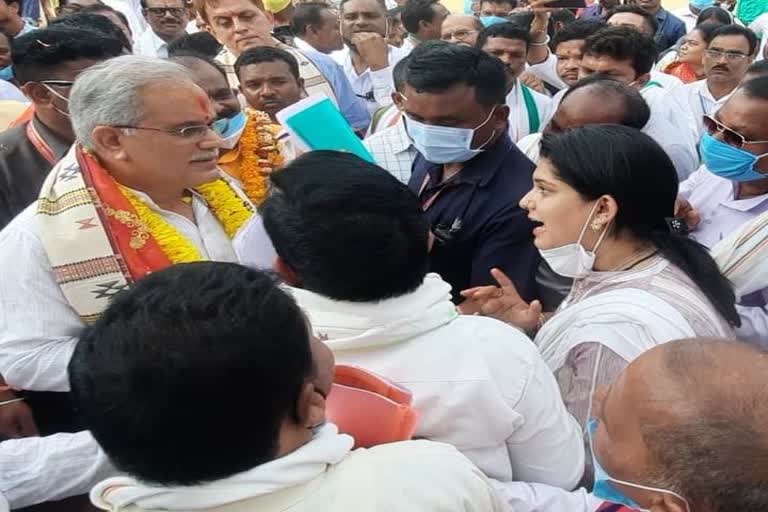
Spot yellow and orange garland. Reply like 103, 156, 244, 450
118, 179, 254, 265
237, 109, 284, 205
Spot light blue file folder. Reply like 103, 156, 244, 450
276, 94, 375, 163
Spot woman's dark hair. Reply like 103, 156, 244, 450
539, 124, 739, 327
696, 6, 733, 26
692, 21, 722, 46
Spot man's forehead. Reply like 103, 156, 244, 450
710, 34, 751, 52
242, 60, 294, 78
718, 92, 768, 137
146, 0, 185, 7
484, 36, 527, 50
342, 0, 384, 14
443, 15, 477, 30
403, 82, 480, 113
141, 83, 214, 122
208, 0, 263, 16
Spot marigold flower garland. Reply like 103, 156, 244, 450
238, 109, 284, 205
118, 179, 254, 265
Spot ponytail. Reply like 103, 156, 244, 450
648, 231, 740, 327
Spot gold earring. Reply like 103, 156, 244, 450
590, 220, 603, 232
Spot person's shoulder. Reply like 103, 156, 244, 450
0, 123, 31, 171
0, 201, 41, 244
445, 314, 541, 365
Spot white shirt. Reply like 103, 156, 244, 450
289, 275, 585, 490
680, 166, 768, 344
527, 53, 568, 91
506, 81, 554, 143
0, 431, 115, 510
294, 37, 316, 53
331, 45, 410, 116
0, 80, 27, 102
134, 29, 169, 58
649, 69, 684, 89
641, 83, 700, 180
363, 117, 417, 184
0, 190, 245, 392
100, 0, 147, 41
672, 5, 699, 32
669, 78, 735, 140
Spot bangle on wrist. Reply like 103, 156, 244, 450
0, 397, 25, 407
530, 35, 551, 46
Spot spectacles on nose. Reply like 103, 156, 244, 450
441, 29, 477, 41
112, 122, 217, 139
705, 49, 748, 62
702, 114, 768, 149
145, 7, 185, 17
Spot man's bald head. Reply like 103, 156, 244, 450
549, 75, 649, 133
614, 339, 768, 512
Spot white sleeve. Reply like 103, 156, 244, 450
0, 431, 116, 509
678, 166, 707, 200
491, 481, 597, 512
0, 220, 82, 391
369, 66, 396, 109
505, 353, 586, 489
734, 304, 768, 348
527, 53, 567, 90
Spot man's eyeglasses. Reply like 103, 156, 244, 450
39, 80, 75, 87
703, 115, 768, 149
705, 49, 749, 62
112, 123, 216, 139
441, 29, 477, 41
145, 7, 185, 17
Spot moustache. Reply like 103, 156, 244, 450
190, 150, 219, 162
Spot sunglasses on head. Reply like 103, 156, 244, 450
702, 114, 768, 149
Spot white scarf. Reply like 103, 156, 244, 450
91, 424, 354, 511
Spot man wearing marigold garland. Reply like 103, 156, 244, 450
0, 55, 274, 438
171, 52, 285, 206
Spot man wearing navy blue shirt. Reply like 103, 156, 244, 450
404, 41, 540, 303
637, 0, 686, 53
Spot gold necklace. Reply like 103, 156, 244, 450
609, 247, 658, 272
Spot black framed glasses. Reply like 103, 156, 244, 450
704, 49, 749, 62
145, 6, 185, 17
703, 114, 768, 149
113, 123, 216, 139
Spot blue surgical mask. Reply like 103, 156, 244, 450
480, 15, 509, 27
700, 131, 768, 182
403, 106, 497, 164
0, 65, 13, 82
588, 419, 691, 512
212, 111, 247, 150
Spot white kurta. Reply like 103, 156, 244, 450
669, 78, 735, 140
134, 29, 170, 58
331, 45, 410, 116
0, 190, 247, 392
505, 81, 554, 143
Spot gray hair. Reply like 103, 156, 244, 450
70, 56, 195, 150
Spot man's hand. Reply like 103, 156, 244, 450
459, 268, 542, 332
351, 32, 390, 71
520, 71, 546, 93
674, 197, 701, 230
0, 392, 39, 438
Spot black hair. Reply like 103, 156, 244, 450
387, 4, 404, 16
605, 4, 658, 35
234, 45, 300, 80
402, 0, 442, 34
507, 11, 532, 28
746, 60, 768, 78
584, 26, 657, 76
11, 25, 124, 84
691, 21, 721, 46
393, 54, 408, 92
551, 18, 605, 52
68, 262, 314, 485
539, 125, 739, 327
561, 75, 650, 129
696, 5, 733, 26
339, 0, 386, 13
404, 40, 506, 107
167, 32, 223, 59
741, 75, 768, 100
479, 0, 516, 9
49, 11, 132, 51
291, 2, 332, 36
476, 21, 531, 51
170, 51, 228, 81
709, 24, 759, 56
79, 3, 132, 34
262, 151, 430, 302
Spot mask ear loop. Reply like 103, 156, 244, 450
576, 200, 611, 253
472, 105, 499, 150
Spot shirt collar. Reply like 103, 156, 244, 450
146, 29, 168, 52
32, 115, 71, 160
424, 134, 513, 188
655, 8, 668, 22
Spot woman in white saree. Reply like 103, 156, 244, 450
461, 125, 739, 453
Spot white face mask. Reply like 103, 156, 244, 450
539, 201, 609, 278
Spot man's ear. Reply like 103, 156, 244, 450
275, 255, 301, 286
492, 104, 510, 131
634, 72, 651, 89
22, 82, 52, 107
295, 381, 326, 428
91, 126, 131, 161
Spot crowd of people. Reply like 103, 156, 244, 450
0, 0, 767, 509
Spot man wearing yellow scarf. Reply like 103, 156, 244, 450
0, 55, 273, 437
171, 52, 285, 205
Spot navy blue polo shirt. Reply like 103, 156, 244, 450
408, 134, 540, 304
